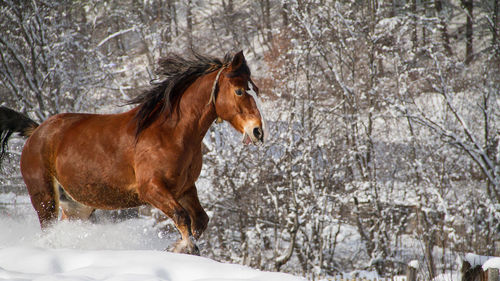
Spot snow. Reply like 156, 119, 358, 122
432, 272, 461, 281
465, 253, 492, 268
0, 247, 302, 281
0, 202, 168, 251
322, 271, 407, 281
0, 247, 304, 281
408, 260, 419, 269
483, 257, 500, 271
0, 196, 305, 281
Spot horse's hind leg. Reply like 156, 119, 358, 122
20, 141, 59, 229
21, 166, 59, 229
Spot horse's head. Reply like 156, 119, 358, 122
215, 51, 267, 145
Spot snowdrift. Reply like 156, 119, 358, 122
0, 246, 304, 281
0, 195, 304, 281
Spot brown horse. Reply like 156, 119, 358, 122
0, 51, 266, 255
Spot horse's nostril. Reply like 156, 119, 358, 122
253, 127, 263, 140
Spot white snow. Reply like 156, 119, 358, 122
0, 246, 304, 281
0, 196, 305, 281
464, 253, 492, 268
0, 203, 169, 251
408, 260, 419, 269
483, 257, 500, 271
432, 272, 461, 281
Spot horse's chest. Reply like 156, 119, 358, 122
187, 154, 203, 183
136, 144, 203, 192
180, 150, 203, 188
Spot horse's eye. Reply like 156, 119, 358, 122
235, 89, 244, 96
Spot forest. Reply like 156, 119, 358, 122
0, 0, 499, 280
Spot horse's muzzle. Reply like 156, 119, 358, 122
253, 127, 263, 142
242, 126, 264, 145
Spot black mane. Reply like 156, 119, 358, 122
128, 52, 240, 137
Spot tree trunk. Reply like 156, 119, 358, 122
435, 0, 452, 55
411, 0, 418, 51
425, 235, 437, 279
462, 0, 473, 64
281, 3, 288, 27
223, 0, 239, 45
263, 0, 272, 43
186, 0, 193, 48
163, 0, 173, 44
406, 264, 417, 281
422, 0, 427, 46
493, 0, 499, 54
169, 0, 178, 37
388, 0, 395, 17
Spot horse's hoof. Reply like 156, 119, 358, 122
191, 244, 200, 256
171, 238, 200, 256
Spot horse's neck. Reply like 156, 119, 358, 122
175, 74, 217, 142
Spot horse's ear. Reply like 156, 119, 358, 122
230, 50, 245, 71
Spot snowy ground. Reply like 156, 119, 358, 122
0, 194, 304, 281
0, 247, 303, 281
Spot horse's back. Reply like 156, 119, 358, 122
23, 112, 127, 160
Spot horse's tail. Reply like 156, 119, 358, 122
0, 106, 39, 163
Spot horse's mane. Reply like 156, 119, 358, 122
128, 52, 248, 137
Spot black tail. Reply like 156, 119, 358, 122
0, 106, 39, 163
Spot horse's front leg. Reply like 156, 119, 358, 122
138, 177, 199, 255
178, 185, 209, 240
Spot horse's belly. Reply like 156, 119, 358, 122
55, 161, 142, 209
61, 182, 143, 209
54, 147, 142, 209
